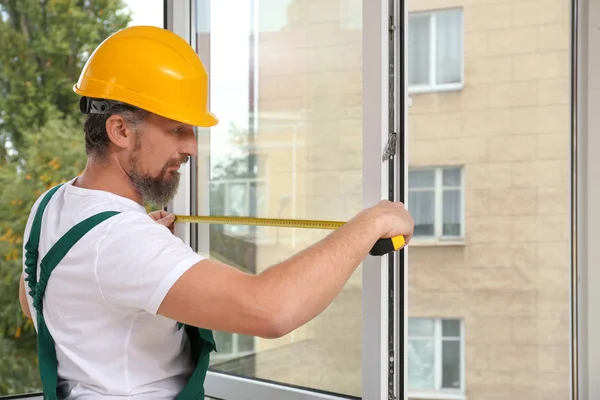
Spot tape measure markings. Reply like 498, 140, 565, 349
173, 215, 405, 256
174, 215, 345, 230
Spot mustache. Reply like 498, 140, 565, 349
166, 156, 189, 168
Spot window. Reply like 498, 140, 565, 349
195, 0, 372, 397
408, 167, 463, 241
408, 318, 463, 395
408, 8, 463, 93
211, 331, 255, 364
209, 178, 268, 237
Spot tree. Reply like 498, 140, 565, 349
0, 0, 131, 151
0, 1, 131, 394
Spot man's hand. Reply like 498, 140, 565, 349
361, 200, 414, 247
148, 210, 176, 234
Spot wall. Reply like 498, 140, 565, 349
407, 0, 571, 398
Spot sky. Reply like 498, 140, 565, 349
123, 0, 164, 27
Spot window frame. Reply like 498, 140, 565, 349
578, 0, 599, 398
407, 318, 465, 400
407, 8, 464, 95
167, 0, 403, 399
408, 166, 465, 244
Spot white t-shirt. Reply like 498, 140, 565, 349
22, 178, 205, 399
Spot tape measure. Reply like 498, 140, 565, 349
174, 215, 405, 256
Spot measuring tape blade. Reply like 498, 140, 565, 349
174, 215, 345, 230
173, 215, 405, 256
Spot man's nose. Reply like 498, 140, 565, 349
181, 129, 198, 157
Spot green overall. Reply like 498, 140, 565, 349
23, 184, 216, 400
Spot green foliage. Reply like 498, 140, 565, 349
0, 0, 131, 151
0, 109, 89, 395
0, 0, 131, 395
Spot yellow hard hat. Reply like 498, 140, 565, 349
73, 25, 218, 127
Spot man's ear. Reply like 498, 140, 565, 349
105, 114, 133, 149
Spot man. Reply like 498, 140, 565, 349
18, 26, 414, 399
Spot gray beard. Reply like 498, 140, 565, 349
129, 166, 181, 208
127, 134, 184, 207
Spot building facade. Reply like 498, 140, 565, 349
198, 0, 572, 399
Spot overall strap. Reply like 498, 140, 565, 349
23, 185, 120, 400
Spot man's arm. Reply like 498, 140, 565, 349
19, 273, 32, 319
157, 200, 413, 339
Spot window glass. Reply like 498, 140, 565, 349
408, 167, 463, 239
195, 0, 364, 396
435, 9, 463, 85
408, 318, 463, 392
408, 15, 431, 86
0, 1, 163, 396
407, 337, 435, 389
407, 1, 572, 399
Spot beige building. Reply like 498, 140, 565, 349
201, 0, 572, 399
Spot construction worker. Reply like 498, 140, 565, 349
18, 26, 414, 399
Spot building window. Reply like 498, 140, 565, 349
408, 318, 464, 395
211, 331, 255, 363
210, 178, 268, 237
408, 8, 463, 93
408, 167, 464, 241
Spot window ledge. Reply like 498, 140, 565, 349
409, 239, 466, 248
408, 82, 464, 95
408, 391, 465, 400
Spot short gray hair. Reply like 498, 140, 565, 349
83, 103, 149, 157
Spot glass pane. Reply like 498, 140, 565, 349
442, 340, 461, 389
409, 169, 435, 188
408, 190, 435, 237
238, 333, 255, 353
214, 331, 234, 354
442, 319, 460, 337
442, 168, 461, 187
0, 1, 164, 396
435, 9, 463, 85
228, 183, 247, 216
408, 339, 435, 390
407, 0, 572, 398
196, 0, 364, 396
408, 318, 435, 337
408, 14, 431, 86
210, 182, 226, 215
442, 189, 461, 237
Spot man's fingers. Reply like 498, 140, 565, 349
148, 210, 169, 221
153, 213, 176, 227
160, 213, 176, 224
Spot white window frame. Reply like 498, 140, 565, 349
166, 0, 402, 399
407, 8, 464, 95
408, 166, 465, 244
579, 0, 600, 398
407, 318, 465, 400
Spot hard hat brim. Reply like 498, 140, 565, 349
73, 84, 219, 128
